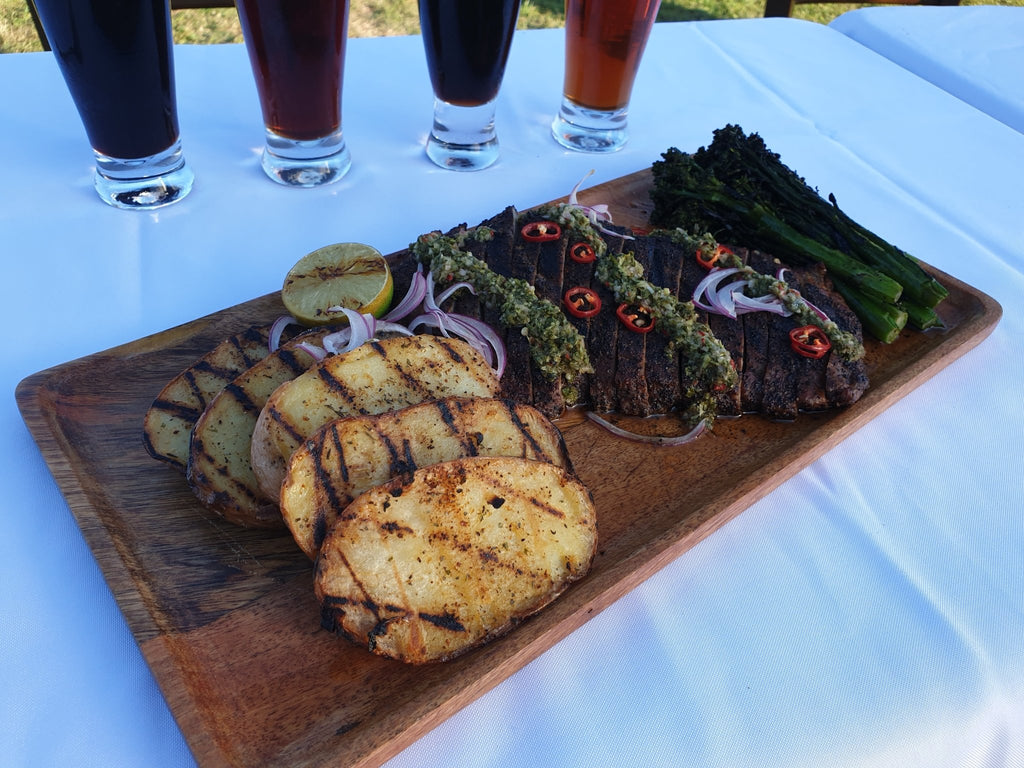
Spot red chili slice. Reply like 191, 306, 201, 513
569, 242, 596, 263
616, 303, 655, 333
521, 220, 561, 242
696, 244, 733, 270
563, 286, 602, 319
789, 325, 831, 359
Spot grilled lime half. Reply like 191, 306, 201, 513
282, 243, 394, 326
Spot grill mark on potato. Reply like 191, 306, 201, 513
502, 399, 550, 461
189, 438, 266, 505
380, 340, 443, 402
315, 365, 363, 414
435, 399, 484, 456
435, 337, 470, 368
310, 427, 348, 551
268, 403, 306, 445
277, 346, 315, 376
380, 434, 418, 476
221, 381, 261, 415
434, 396, 461, 436
418, 612, 466, 632
232, 325, 272, 367
148, 397, 202, 422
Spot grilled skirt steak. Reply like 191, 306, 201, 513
406, 206, 868, 423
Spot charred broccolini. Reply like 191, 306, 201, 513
649, 125, 948, 343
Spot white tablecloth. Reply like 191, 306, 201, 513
2, 18, 1023, 768
831, 5, 1024, 135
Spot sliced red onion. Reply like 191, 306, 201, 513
801, 297, 830, 323
321, 327, 351, 354
435, 280, 475, 307
323, 308, 374, 354
383, 268, 428, 322
714, 279, 748, 317
693, 267, 742, 314
375, 321, 415, 337
269, 315, 298, 353
586, 412, 709, 446
407, 310, 506, 378
296, 341, 327, 362
775, 267, 830, 322
449, 312, 507, 377
567, 170, 634, 240
733, 293, 791, 316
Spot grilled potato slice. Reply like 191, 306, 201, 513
281, 397, 572, 559
251, 335, 500, 500
315, 456, 597, 664
186, 330, 329, 528
143, 325, 274, 470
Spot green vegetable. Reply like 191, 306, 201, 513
650, 125, 949, 341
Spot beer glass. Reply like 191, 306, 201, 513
552, 0, 662, 153
31, 0, 194, 209
419, 0, 521, 171
235, 0, 352, 187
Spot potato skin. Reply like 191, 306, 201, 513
314, 456, 598, 664
144, 325, 273, 471
186, 331, 329, 527
251, 335, 500, 500
281, 396, 573, 559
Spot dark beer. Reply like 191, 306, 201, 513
31, 0, 179, 159
419, 0, 520, 107
563, 0, 661, 112
235, 0, 349, 142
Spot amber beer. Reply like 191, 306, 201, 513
235, 0, 349, 141
563, 0, 662, 112
419, 0, 520, 106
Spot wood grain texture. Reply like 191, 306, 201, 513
15, 170, 1002, 768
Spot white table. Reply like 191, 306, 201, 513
831, 5, 1024, 135
3, 18, 1023, 768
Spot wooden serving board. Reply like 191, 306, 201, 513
16, 170, 1001, 768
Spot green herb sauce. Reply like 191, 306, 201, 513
662, 227, 865, 361
411, 228, 592, 399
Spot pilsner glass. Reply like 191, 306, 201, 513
235, 0, 352, 187
419, 0, 521, 171
31, 0, 194, 209
552, 0, 662, 153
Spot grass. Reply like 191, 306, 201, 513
2, 0, 1018, 53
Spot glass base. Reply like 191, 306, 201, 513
93, 141, 194, 210
261, 128, 352, 187
551, 97, 629, 153
426, 99, 499, 172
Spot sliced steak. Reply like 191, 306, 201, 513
677, 239, 714, 413
584, 229, 629, 412
458, 206, 516, 322
797, 263, 870, 407
643, 234, 684, 414
530, 224, 568, 418
740, 249, 776, 413
498, 220, 541, 408
562, 235, 597, 406
614, 238, 651, 416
